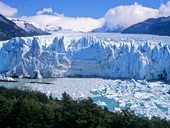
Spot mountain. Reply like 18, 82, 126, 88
12, 19, 50, 36
43, 24, 84, 34
122, 16, 170, 36
44, 24, 63, 33
0, 14, 50, 41
0, 14, 29, 41
92, 25, 125, 33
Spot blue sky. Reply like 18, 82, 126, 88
0, 0, 169, 18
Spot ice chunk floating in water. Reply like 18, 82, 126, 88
91, 79, 170, 120
1, 33, 170, 81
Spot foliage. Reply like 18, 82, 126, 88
0, 87, 169, 128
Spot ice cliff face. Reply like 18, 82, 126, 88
0, 33, 170, 81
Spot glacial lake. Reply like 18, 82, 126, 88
0, 78, 170, 120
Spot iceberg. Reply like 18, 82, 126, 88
0, 33, 170, 81
0, 74, 17, 82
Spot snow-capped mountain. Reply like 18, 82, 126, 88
0, 14, 50, 41
1, 33, 170, 81
92, 25, 125, 33
44, 24, 63, 33
43, 24, 76, 33
0, 14, 29, 41
122, 16, 170, 36
12, 19, 50, 35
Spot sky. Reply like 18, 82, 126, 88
0, 0, 170, 32
0, 0, 169, 18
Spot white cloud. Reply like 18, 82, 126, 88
104, 1, 170, 28
37, 8, 53, 15
17, 7, 104, 32
158, 1, 170, 17
21, 14, 104, 32
14, 1, 170, 32
104, 2, 158, 28
0, 2, 18, 17
36, 8, 63, 16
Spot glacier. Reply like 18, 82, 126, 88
0, 33, 170, 81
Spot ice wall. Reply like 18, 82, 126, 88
0, 34, 170, 81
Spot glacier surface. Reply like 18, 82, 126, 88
0, 33, 170, 81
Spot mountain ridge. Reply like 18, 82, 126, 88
122, 16, 170, 36
0, 14, 50, 41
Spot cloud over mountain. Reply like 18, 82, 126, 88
104, 2, 170, 28
104, 3, 158, 28
1, 1, 170, 32
21, 14, 104, 32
